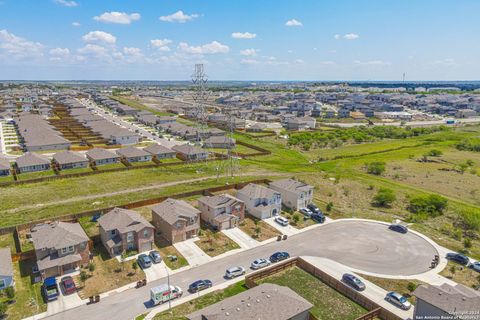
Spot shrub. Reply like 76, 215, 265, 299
0, 302, 7, 317
372, 188, 396, 207
132, 261, 138, 273
5, 286, 15, 299
407, 194, 448, 217
426, 149, 443, 157
407, 282, 418, 293
80, 270, 88, 283
88, 262, 95, 272
292, 213, 300, 224
366, 161, 386, 175
464, 238, 472, 249
459, 208, 480, 231
326, 202, 333, 212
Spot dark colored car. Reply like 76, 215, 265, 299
311, 213, 325, 223
188, 280, 212, 293
149, 250, 162, 264
269, 251, 290, 263
137, 254, 153, 269
388, 224, 408, 234
446, 253, 470, 265
43, 277, 59, 302
61, 276, 77, 295
307, 203, 322, 214
342, 273, 366, 291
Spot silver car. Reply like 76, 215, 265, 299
225, 266, 246, 279
275, 216, 289, 226
385, 291, 412, 310
250, 258, 271, 270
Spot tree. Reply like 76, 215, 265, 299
366, 162, 386, 175
372, 188, 396, 207
427, 149, 443, 157
5, 286, 15, 299
407, 282, 418, 293
292, 213, 300, 225
408, 194, 448, 217
88, 262, 95, 272
80, 270, 88, 287
254, 226, 261, 239
326, 202, 333, 212
132, 261, 138, 274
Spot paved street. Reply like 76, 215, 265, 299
44, 220, 438, 320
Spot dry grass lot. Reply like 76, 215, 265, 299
439, 261, 480, 289
238, 214, 281, 241
358, 274, 425, 304
195, 227, 240, 257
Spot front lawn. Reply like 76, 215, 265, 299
238, 215, 281, 241
259, 266, 367, 320
358, 274, 425, 304
154, 237, 189, 270
439, 261, 480, 289
195, 227, 240, 257
281, 211, 316, 229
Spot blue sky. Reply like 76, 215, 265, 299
0, 0, 479, 80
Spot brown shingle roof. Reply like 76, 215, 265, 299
86, 148, 119, 161
116, 146, 151, 158
152, 198, 200, 225
31, 222, 89, 250
269, 179, 313, 194
143, 144, 175, 156
98, 207, 153, 233
53, 151, 87, 165
15, 152, 50, 167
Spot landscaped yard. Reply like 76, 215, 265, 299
195, 227, 240, 257
74, 245, 145, 297
238, 214, 281, 241
439, 261, 480, 289
259, 266, 368, 320
358, 274, 425, 304
281, 210, 317, 229
152, 281, 247, 319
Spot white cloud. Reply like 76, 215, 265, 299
285, 19, 303, 27
240, 59, 259, 65
123, 47, 142, 56
240, 48, 257, 56
231, 32, 256, 39
287, 50, 293, 54
344, 33, 359, 40
354, 60, 391, 66
82, 31, 116, 45
71, 22, 81, 27
77, 44, 109, 55
294, 59, 304, 64
334, 34, 340, 40
432, 58, 457, 66
320, 60, 335, 65
150, 39, 172, 52
178, 41, 229, 54
94, 12, 141, 25
53, 0, 78, 7
49, 47, 70, 56
159, 10, 199, 23
0, 29, 44, 57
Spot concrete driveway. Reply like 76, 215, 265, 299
221, 228, 259, 249
46, 282, 84, 316
143, 262, 171, 282
44, 220, 438, 320
264, 217, 300, 236
173, 238, 212, 266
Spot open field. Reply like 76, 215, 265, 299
259, 266, 368, 320
110, 96, 174, 116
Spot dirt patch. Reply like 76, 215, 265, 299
238, 215, 281, 241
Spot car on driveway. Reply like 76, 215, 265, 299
270, 251, 290, 263
61, 276, 77, 295
341, 273, 365, 291
388, 224, 408, 234
149, 250, 162, 264
251, 258, 271, 270
470, 261, 480, 273
311, 213, 325, 223
385, 291, 411, 310
274, 216, 289, 226
138, 254, 153, 269
446, 253, 470, 266
299, 208, 313, 218
307, 203, 322, 214
42, 277, 59, 302
188, 280, 212, 293
225, 266, 246, 279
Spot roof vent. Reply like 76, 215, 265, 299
236, 308, 241, 312
225, 312, 229, 316
256, 299, 260, 303
267, 294, 271, 298
247, 303, 251, 307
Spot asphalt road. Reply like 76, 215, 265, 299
45, 220, 437, 320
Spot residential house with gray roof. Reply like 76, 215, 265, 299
269, 179, 313, 210
236, 183, 282, 219
86, 148, 120, 166
15, 152, 51, 173
98, 208, 154, 257
52, 151, 89, 170
152, 198, 201, 244
0, 248, 14, 290
172, 144, 209, 161
31, 222, 90, 278
116, 146, 152, 163
0, 157, 11, 176
197, 194, 245, 230
143, 144, 176, 160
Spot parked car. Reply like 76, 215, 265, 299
149, 250, 162, 264
251, 258, 271, 270
470, 261, 480, 273
225, 266, 246, 279
342, 273, 365, 291
385, 291, 412, 310
43, 277, 59, 302
389, 224, 408, 234
270, 251, 290, 263
299, 208, 313, 217
274, 216, 289, 226
307, 203, 322, 214
61, 276, 77, 295
138, 254, 153, 269
188, 280, 213, 293
311, 213, 325, 223
446, 253, 470, 266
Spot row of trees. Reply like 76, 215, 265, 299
456, 138, 480, 152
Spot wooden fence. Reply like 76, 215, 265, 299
245, 257, 403, 320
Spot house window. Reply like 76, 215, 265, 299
0, 279, 5, 289
61, 246, 74, 254
126, 232, 134, 242
143, 230, 149, 237
110, 230, 116, 236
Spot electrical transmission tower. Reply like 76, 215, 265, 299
218, 105, 239, 179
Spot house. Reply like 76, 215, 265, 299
203, 136, 236, 149
269, 179, 313, 210
172, 144, 209, 161
236, 183, 282, 219
414, 283, 480, 320
116, 146, 152, 163
52, 151, 89, 170
31, 222, 90, 278
197, 194, 245, 230
285, 117, 316, 131
143, 144, 176, 160
98, 208, 155, 257
0, 248, 14, 290
152, 198, 201, 244
0, 157, 10, 176
456, 109, 477, 118
350, 111, 366, 120
86, 148, 120, 166
15, 152, 51, 173
187, 283, 313, 320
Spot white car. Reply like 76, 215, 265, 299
470, 261, 480, 273
251, 258, 271, 270
225, 266, 246, 279
275, 216, 289, 226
